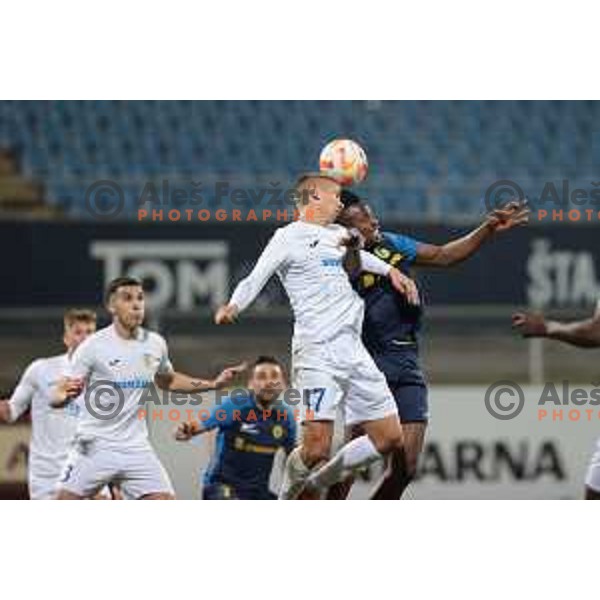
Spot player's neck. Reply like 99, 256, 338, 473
299, 208, 332, 227
113, 320, 140, 340
255, 397, 272, 410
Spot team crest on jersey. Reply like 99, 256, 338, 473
271, 424, 284, 439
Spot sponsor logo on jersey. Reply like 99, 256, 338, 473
321, 258, 342, 267
239, 423, 260, 435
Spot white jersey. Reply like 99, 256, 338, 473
230, 220, 391, 346
7, 354, 82, 497
68, 324, 173, 449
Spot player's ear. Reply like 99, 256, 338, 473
106, 296, 116, 316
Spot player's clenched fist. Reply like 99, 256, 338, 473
388, 268, 420, 306
175, 421, 199, 441
214, 362, 248, 388
512, 312, 547, 337
214, 304, 239, 325
52, 376, 84, 407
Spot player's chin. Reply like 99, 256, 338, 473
259, 390, 281, 403
129, 314, 145, 327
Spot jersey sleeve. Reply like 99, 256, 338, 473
7, 360, 39, 422
283, 410, 298, 454
359, 250, 392, 276
201, 397, 244, 431
383, 231, 420, 265
68, 336, 96, 380
156, 335, 174, 375
230, 228, 289, 312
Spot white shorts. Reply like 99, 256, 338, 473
292, 332, 398, 426
585, 437, 600, 492
58, 438, 174, 499
29, 477, 61, 500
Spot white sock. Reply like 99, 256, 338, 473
306, 435, 382, 490
279, 446, 312, 499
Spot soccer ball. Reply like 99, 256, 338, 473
319, 139, 368, 186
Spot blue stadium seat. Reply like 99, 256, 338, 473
1, 101, 599, 221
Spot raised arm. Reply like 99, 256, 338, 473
512, 303, 600, 348
215, 229, 289, 324
415, 201, 529, 267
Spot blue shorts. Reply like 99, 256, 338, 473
202, 482, 276, 500
389, 382, 429, 422
371, 348, 429, 422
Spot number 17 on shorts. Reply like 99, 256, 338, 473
295, 369, 343, 422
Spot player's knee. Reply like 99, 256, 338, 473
301, 441, 331, 467
140, 492, 175, 500
373, 432, 404, 456
55, 489, 84, 500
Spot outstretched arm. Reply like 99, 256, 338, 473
512, 303, 600, 348
215, 229, 289, 324
174, 419, 209, 440
155, 363, 247, 393
415, 200, 529, 267
174, 397, 239, 441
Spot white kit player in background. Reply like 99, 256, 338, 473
215, 174, 419, 499
54, 276, 245, 500
0, 309, 101, 500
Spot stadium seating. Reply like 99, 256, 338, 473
0, 100, 598, 221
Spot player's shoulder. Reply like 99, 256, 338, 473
23, 356, 52, 377
382, 230, 419, 250
329, 223, 348, 234
42, 353, 70, 368
80, 325, 112, 348
144, 329, 168, 349
274, 221, 299, 239
283, 220, 347, 239
70, 326, 113, 358
382, 229, 414, 242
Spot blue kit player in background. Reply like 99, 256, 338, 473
332, 190, 528, 500
175, 356, 296, 499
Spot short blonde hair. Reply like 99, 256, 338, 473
293, 172, 341, 207
63, 308, 97, 329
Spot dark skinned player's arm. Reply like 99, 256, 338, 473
414, 222, 495, 267
414, 200, 529, 268
512, 304, 600, 348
